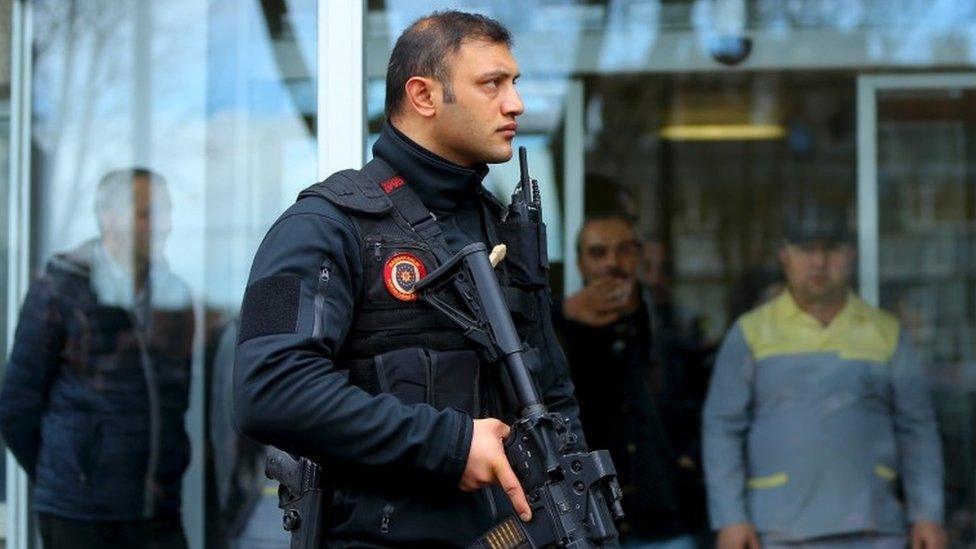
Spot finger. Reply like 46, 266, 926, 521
590, 289, 619, 303
911, 534, 921, 549
494, 459, 531, 522
494, 421, 511, 440
748, 532, 762, 549
596, 312, 621, 324
589, 315, 620, 328
590, 277, 618, 291
582, 313, 615, 328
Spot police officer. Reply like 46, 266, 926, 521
703, 202, 945, 549
234, 11, 584, 547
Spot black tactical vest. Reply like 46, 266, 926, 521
298, 157, 552, 422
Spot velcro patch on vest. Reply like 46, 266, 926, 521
380, 175, 405, 194
239, 274, 301, 343
383, 253, 426, 301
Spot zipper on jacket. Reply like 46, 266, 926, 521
364, 236, 431, 262
312, 266, 331, 339
379, 503, 395, 534
78, 421, 103, 487
128, 313, 161, 519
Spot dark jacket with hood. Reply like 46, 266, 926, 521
234, 123, 584, 547
0, 239, 194, 521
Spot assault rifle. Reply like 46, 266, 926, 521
414, 148, 624, 548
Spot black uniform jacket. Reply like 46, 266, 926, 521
234, 123, 584, 547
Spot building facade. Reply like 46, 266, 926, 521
1, 1, 975, 547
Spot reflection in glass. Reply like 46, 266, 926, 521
10, 0, 318, 547
0, 169, 194, 548
2, 0, 13, 540
878, 87, 976, 542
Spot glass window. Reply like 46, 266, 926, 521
1, 0, 12, 542
876, 86, 976, 541
6, 1, 316, 547
365, 1, 976, 545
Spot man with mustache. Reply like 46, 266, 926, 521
557, 214, 710, 547
703, 203, 945, 549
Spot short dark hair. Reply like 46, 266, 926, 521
584, 173, 636, 221
385, 10, 512, 119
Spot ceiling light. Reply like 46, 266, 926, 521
659, 123, 787, 141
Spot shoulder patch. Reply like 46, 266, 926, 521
298, 169, 392, 216
380, 175, 405, 194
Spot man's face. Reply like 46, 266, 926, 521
779, 240, 855, 306
432, 40, 524, 165
101, 177, 172, 267
577, 219, 639, 286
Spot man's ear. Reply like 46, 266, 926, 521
403, 76, 438, 118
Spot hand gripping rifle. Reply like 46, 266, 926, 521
414, 149, 624, 549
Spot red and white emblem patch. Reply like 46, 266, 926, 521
383, 253, 427, 301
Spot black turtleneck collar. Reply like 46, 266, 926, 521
372, 122, 489, 213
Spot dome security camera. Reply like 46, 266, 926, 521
708, 35, 753, 66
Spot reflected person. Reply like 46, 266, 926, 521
703, 203, 945, 549
0, 168, 194, 548
210, 318, 289, 549
557, 214, 709, 547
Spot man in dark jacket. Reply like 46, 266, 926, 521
0, 168, 194, 548
234, 10, 584, 548
557, 214, 710, 547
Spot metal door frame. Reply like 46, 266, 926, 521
856, 72, 976, 305
6, 0, 34, 546
2, 1, 366, 548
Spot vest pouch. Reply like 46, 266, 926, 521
495, 220, 548, 290
363, 347, 481, 417
428, 349, 480, 417
373, 348, 428, 407
502, 286, 539, 333
328, 485, 487, 545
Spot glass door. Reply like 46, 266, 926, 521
859, 73, 976, 544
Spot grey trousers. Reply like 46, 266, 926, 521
761, 533, 905, 549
